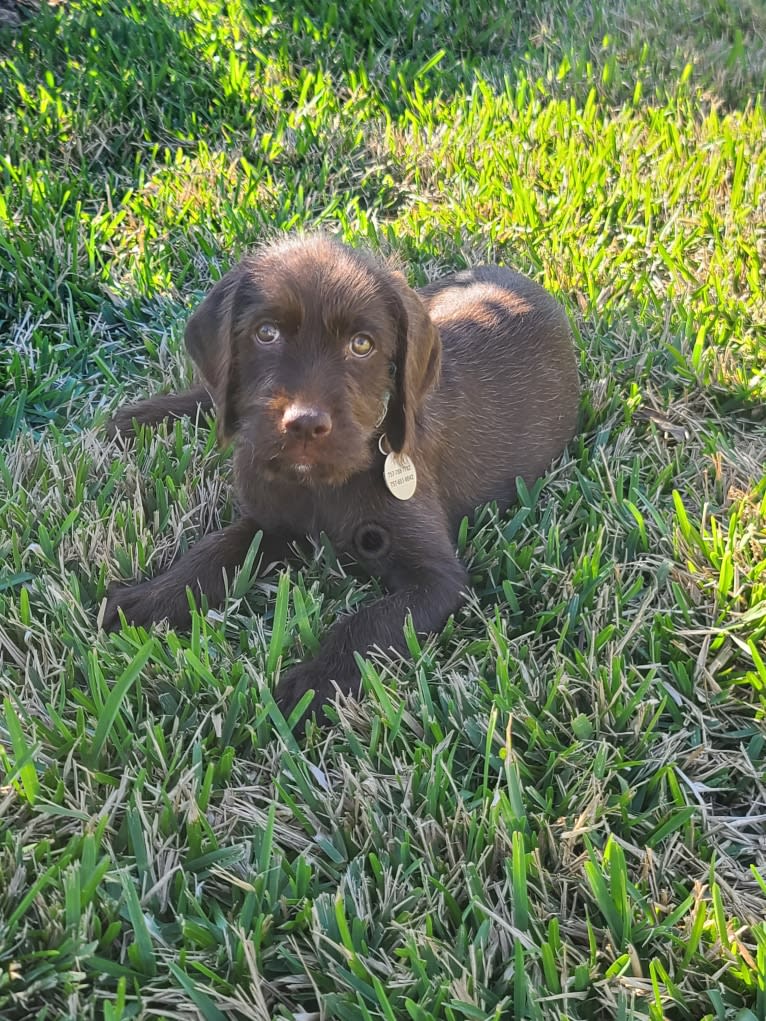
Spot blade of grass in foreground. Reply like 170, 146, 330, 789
88, 638, 156, 766
266, 569, 291, 677
168, 962, 228, 1021
2, 696, 39, 804
119, 870, 158, 977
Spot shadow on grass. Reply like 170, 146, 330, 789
0, 0, 763, 435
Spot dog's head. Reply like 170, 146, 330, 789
184, 235, 441, 487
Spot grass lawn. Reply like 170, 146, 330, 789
1, 0, 765, 1018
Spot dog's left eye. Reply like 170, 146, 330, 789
349, 334, 374, 358
254, 322, 280, 345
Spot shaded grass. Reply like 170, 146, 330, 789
1, 0, 765, 1019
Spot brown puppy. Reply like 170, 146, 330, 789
104, 235, 580, 717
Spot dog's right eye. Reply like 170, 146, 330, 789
254, 322, 280, 345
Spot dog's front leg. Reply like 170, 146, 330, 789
102, 518, 290, 631
105, 384, 215, 439
276, 519, 468, 720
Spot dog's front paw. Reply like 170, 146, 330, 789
275, 659, 360, 723
102, 580, 156, 632
101, 578, 191, 632
104, 406, 141, 441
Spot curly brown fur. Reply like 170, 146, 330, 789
103, 234, 580, 722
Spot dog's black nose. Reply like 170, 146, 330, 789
282, 405, 333, 440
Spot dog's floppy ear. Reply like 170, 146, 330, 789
184, 265, 243, 445
385, 272, 442, 454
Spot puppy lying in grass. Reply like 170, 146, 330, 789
104, 235, 580, 719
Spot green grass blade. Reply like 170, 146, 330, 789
88, 638, 155, 765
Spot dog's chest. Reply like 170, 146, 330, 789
241, 467, 404, 556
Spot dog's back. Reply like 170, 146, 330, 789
418, 266, 579, 521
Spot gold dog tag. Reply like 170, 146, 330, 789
379, 435, 417, 500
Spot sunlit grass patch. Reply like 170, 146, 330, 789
1, 0, 765, 1017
